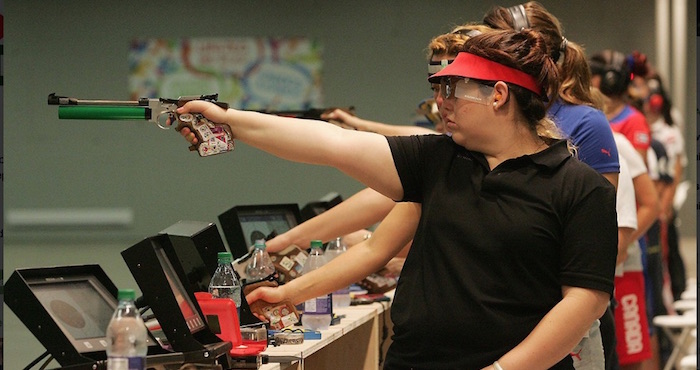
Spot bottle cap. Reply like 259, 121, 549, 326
217, 251, 233, 263
329, 237, 343, 246
117, 289, 136, 301
254, 239, 266, 249
310, 240, 323, 249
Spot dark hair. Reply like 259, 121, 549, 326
589, 49, 632, 97
483, 1, 596, 107
462, 29, 561, 139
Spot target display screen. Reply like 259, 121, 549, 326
218, 204, 303, 258
33, 279, 115, 340
238, 211, 298, 248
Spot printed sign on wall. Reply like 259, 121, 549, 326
129, 37, 323, 110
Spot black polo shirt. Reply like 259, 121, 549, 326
384, 134, 617, 370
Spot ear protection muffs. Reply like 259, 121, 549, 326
648, 93, 664, 113
507, 4, 530, 31
645, 78, 665, 113
590, 50, 631, 96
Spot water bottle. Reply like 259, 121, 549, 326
209, 251, 242, 312
302, 240, 333, 331
245, 239, 276, 282
325, 237, 351, 308
106, 289, 148, 370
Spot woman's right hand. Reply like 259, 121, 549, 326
246, 284, 287, 306
176, 100, 234, 145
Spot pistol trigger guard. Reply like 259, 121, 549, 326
156, 112, 176, 130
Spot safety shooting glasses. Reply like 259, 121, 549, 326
439, 77, 495, 105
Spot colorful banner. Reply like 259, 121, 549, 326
129, 37, 323, 110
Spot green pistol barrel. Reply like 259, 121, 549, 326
58, 106, 149, 120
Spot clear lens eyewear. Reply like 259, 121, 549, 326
439, 78, 494, 105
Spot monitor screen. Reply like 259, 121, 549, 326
153, 245, 207, 334
32, 279, 115, 341
218, 204, 302, 258
238, 210, 298, 248
31, 277, 117, 340
10, 268, 126, 357
6, 264, 165, 366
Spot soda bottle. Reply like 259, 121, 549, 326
209, 251, 243, 312
301, 240, 333, 331
245, 239, 276, 282
325, 237, 351, 308
106, 289, 148, 370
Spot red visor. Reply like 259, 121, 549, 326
428, 52, 543, 97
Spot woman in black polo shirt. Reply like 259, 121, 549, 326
176, 29, 617, 370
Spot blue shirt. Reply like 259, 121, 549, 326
549, 100, 620, 175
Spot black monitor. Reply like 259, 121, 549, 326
300, 192, 343, 221
159, 220, 227, 294
4, 264, 161, 367
122, 235, 224, 354
218, 204, 303, 258
158, 220, 264, 327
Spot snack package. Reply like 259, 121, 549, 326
243, 280, 300, 330
268, 245, 308, 284
357, 267, 398, 294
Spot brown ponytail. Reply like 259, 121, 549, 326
483, 1, 597, 107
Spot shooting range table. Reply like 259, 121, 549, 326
260, 293, 393, 370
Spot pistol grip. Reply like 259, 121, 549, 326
176, 113, 234, 157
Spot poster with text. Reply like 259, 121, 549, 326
129, 37, 323, 111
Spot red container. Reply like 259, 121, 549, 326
195, 292, 266, 356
